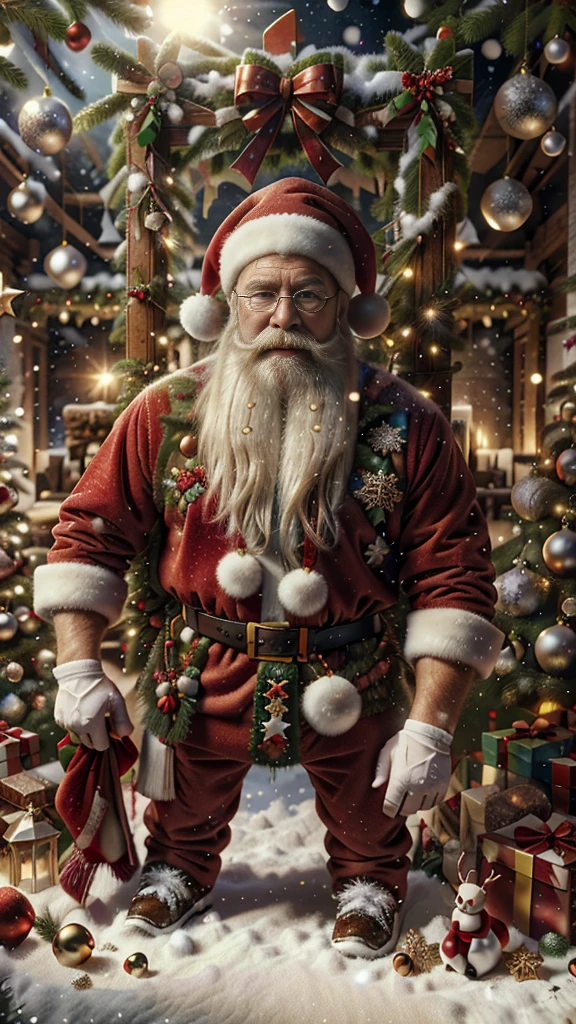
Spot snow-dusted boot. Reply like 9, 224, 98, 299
125, 861, 212, 936
331, 878, 401, 959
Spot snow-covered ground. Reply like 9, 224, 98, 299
1, 764, 575, 1024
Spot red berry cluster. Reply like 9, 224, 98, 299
176, 465, 207, 493
128, 288, 147, 301
401, 66, 453, 101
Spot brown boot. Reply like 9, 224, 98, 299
125, 861, 212, 936
331, 878, 400, 959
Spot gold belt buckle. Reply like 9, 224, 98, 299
246, 620, 308, 662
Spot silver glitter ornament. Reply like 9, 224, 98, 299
535, 624, 576, 677
480, 177, 533, 232
0, 691, 27, 724
495, 72, 557, 140
44, 244, 87, 290
18, 89, 72, 155
560, 401, 576, 422
36, 648, 56, 670
511, 476, 567, 522
494, 644, 518, 677
7, 180, 45, 224
0, 611, 17, 641
495, 565, 549, 617
562, 597, 576, 617
544, 37, 570, 64
541, 130, 566, 157
543, 528, 576, 578
556, 448, 576, 486
5, 662, 23, 683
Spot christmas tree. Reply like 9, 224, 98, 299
0, 370, 64, 763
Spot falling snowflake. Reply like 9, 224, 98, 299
366, 423, 404, 455
356, 470, 403, 512
364, 535, 390, 566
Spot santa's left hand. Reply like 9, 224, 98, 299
371, 719, 452, 817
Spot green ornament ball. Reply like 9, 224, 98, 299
538, 931, 571, 958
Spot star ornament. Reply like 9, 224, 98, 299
366, 423, 404, 455
262, 716, 290, 741
503, 945, 543, 982
0, 273, 23, 317
356, 470, 403, 513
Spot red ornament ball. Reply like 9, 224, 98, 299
0, 886, 35, 948
65, 22, 91, 52
436, 25, 453, 39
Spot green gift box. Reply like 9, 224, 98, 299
507, 728, 573, 782
481, 729, 515, 769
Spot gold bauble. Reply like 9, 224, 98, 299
123, 952, 148, 977
7, 180, 46, 225
393, 951, 414, 975
480, 177, 533, 232
52, 923, 95, 968
494, 72, 557, 140
44, 243, 88, 290
18, 89, 73, 155
5, 661, 24, 683
179, 434, 198, 458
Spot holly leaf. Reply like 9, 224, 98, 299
367, 506, 386, 527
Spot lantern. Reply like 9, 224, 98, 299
3, 803, 61, 893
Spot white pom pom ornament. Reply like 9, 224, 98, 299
155, 681, 171, 698
302, 675, 362, 735
277, 567, 328, 616
216, 549, 262, 599
177, 674, 199, 696
179, 292, 228, 342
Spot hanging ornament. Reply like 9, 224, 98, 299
36, 648, 56, 670
511, 476, 567, 522
0, 273, 23, 319
494, 565, 549, 617
123, 952, 148, 977
562, 596, 576, 617
65, 22, 91, 52
544, 36, 571, 65
44, 243, 87, 290
481, 178, 533, 232
216, 550, 262, 600
541, 129, 566, 157
52, 924, 95, 967
278, 567, 328, 616
179, 435, 197, 458
0, 611, 18, 641
481, 39, 502, 61
0, 485, 18, 515
98, 208, 123, 246
5, 662, 23, 683
144, 209, 168, 232
155, 680, 171, 698
0, 693, 27, 725
543, 527, 576, 577
494, 71, 557, 140
302, 674, 362, 735
18, 88, 73, 155
403, 0, 428, 16
158, 62, 183, 89
0, 886, 35, 949
534, 623, 576, 676
556, 447, 576, 485
7, 179, 46, 225
327, 0, 349, 9
560, 400, 576, 422
494, 644, 519, 677
348, 293, 390, 339
15, 609, 39, 636
436, 26, 452, 40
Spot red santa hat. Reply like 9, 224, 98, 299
179, 176, 390, 342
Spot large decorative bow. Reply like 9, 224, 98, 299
510, 717, 558, 741
231, 61, 344, 185
514, 820, 576, 858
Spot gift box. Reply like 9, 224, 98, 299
481, 764, 507, 790
4, 727, 40, 770
0, 732, 21, 780
0, 771, 52, 809
482, 729, 515, 769
551, 755, 576, 788
459, 784, 499, 853
467, 753, 484, 788
478, 812, 576, 942
506, 726, 573, 782
552, 786, 576, 815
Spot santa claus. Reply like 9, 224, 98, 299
34, 177, 503, 959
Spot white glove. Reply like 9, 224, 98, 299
53, 659, 134, 752
371, 719, 452, 818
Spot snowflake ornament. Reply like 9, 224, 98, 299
366, 423, 404, 455
364, 535, 390, 566
356, 470, 403, 512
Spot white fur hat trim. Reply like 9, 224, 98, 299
302, 674, 362, 735
179, 292, 228, 342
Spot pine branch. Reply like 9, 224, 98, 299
451, 50, 474, 79
60, 0, 88, 21
384, 32, 425, 74
422, 0, 461, 34
502, 3, 549, 56
0, 56, 27, 89
426, 35, 455, 72
90, 0, 151, 33
385, 238, 418, 277
543, 3, 568, 43
3, 1, 69, 39
73, 91, 133, 132
33, 908, 60, 943
460, 2, 508, 44
90, 41, 149, 81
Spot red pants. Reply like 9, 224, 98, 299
143, 705, 412, 901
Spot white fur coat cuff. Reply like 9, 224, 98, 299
404, 607, 505, 680
33, 562, 127, 626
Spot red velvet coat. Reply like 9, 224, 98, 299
38, 362, 500, 717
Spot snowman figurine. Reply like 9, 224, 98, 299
440, 854, 510, 978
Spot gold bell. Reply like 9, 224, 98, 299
52, 923, 95, 968
124, 951, 148, 977
179, 434, 198, 458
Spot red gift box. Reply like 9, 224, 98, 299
551, 755, 576, 788
4, 727, 40, 770
478, 812, 576, 942
0, 732, 21, 779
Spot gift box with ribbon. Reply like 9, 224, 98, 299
460, 784, 500, 852
506, 718, 573, 782
478, 812, 576, 942
551, 755, 576, 815
3, 727, 40, 770
0, 731, 20, 779
481, 728, 515, 769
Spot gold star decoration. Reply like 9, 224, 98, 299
503, 945, 543, 983
0, 273, 23, 317
265, 697, 288, 717
356, 470, 403, 513
393, 929, 442, 976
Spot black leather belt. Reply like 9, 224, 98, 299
182, 606, 383, 663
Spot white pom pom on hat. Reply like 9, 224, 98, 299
216, 549, 262, 599
179, 176, 390, 344
277, 567, 328, 617
302, 674, 362, 735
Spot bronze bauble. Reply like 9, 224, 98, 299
7, 180, 45, 224
5, 661, 23, 683
543, 528, 576, 578
18, 91, 72, 155
44, 243, 87, 290
534, 624, 576, 677
556, 447, 576, 486
179, 434, 198, 458
52, 923, 95, 968
541, 129, 566, 158
123, 951, 148, 977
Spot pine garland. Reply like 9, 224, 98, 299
91, 41, 150, 81
0, 56, 27, 90
33, 908, 60, 943
385, 32, 425, 74
90, 0, 150, 33
2, 2, 69, 40
73, 92, 133, 132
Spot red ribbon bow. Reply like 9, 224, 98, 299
231, 61, 344, 185
510, 717, 557, 741
514, 820, 576, 857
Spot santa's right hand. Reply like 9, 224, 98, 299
53, 658, 134, 751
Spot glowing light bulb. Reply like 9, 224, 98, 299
401, 327, 411, 337
530, 372, 543, 385
454, 240, 465, 252
402, 267, 414, 279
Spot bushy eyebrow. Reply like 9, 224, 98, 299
241, 275, 328, 292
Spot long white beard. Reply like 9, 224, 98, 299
194, 310, 359, 569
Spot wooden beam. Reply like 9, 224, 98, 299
525, 203, 568, 269
63, 193, 104, 206
455, 246, 526, 262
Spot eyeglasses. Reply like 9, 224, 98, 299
233, 288, 338, 314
